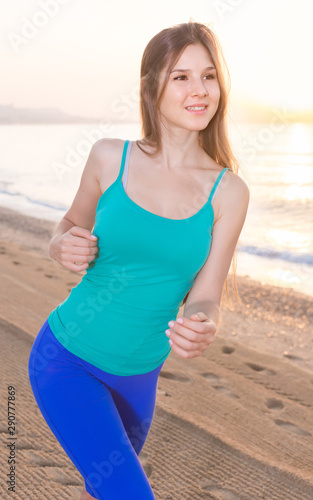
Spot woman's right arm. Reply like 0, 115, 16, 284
49, 139, 109, 273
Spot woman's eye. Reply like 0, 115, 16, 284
173, 74, 215, 81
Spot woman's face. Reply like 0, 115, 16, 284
158, 43, 220, 133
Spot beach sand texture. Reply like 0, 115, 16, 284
0, 206, 313, 500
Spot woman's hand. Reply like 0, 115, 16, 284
165, 311, 217, 359
49, 226, 98, 272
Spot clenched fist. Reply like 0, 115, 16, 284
49, 225, 98, 272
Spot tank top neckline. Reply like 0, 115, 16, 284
97, 140, 230, 224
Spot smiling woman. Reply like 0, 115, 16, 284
159, 43, 220, 128
28, 21, 250, 500
139, 23, 232, 154
137, 22, 243, 308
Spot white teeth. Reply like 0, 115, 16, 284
186, 106, 206, 110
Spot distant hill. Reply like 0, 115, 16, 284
0, 104, 100, 124
1, 101, 311, 125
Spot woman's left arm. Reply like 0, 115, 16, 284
166, 172, 250, 359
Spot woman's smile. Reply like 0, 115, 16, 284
185, 104, 209, 114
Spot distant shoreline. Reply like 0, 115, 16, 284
1, 103, 312, 124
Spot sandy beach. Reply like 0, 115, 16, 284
0, 205, 313, 500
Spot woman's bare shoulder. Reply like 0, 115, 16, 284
218, 168, 250, 218
224, 168, 250, 197
212, 165, 250, 223
90, 137, 126, 165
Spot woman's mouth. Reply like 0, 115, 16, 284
185, 105, 208, 114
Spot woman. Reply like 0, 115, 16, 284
28, 21, 249, 500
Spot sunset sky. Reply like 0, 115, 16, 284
1, 0, 312, 119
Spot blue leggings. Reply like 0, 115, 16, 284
28, 319, 164, 499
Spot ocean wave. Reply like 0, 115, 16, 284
238, 245, 313, 266
0, 188, 68, 212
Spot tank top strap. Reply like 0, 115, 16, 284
208, 167, 231, 204
122, 140, 133, 189
117, 140, 130, 181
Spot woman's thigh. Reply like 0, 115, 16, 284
86, 352, 164, 455
28, 319, 162, 500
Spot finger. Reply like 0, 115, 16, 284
167, 325, 203, 344
65, 246, 98, 256
167, 324, 211, 348
175, 317, 206, 334
179, 317, 217, 338
62, 253, 96, 264
70, 226, 98, 241
169, 340, 202, 359
167, 330, 203, 351
189, 312, 208, 322
190, 313, 201, 319
71, 237, 99, 248
63, 261, 89, 272
190, 311, 208, 322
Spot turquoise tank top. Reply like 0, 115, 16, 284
48, 140, 230, 375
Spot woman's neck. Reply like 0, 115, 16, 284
156, 126, 205, 171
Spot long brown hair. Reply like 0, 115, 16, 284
137, 21, 241, 308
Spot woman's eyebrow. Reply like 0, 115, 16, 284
170, 66, 216, 73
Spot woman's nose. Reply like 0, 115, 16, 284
190, 80, 208, 97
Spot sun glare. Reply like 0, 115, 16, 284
267, 229, 310, 252
288, 123, 312, 155
279, 124, 313, 202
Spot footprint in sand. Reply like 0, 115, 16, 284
159, 371, 191, 382
201, 372, 221, 383
17, 443, 41, 451
266, 398, 284, 410
142, 462, 153, 478
45, 467, 82, 486
201, 373, 239, 399
274, 419, 312, 437
246, 362, 276, 376
212, 386, 240, 399
222, 346, 235, 354
202, 483, 242, 499
157, 388, 171, 397
139, 452, 153, 477
24, 450, 57, 467
283, 353, 304, 362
